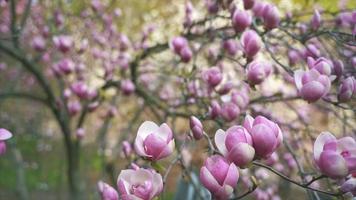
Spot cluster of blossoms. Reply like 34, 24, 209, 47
0, 0, 355, 199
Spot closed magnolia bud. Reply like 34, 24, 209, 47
221, 102, 240, 122
338, 77, 355, 102
332, 59, 344, 77
246, 60, 272, 86
119, 34, 130, 51
313, 132, 356, 179
305, 44, 320, 58
202, 67, 223, 87
200, 155, 239, 200
231, 89, 249, 110
222, 39, 238, 56
209, 100, 221, 119
67, 101, 82, 116
262, 4, 280, 30
243, 115, 283, 158
122, 141, 132, 158
206, 0, 219, 14
218, 82, 233, 95
241, 30, 262, 58
215, 126, 255, 167
189, 116, 203, 140
71, 81, 88, 99
134, 121, 175, 161
58, 58, 75, 75
179, 46, 193, 63
294, 69, 331, 102
252, 2, 267, 18
76, 128, 85, 140
288, 50, 300, 66
311, 9, 321, 30
32, 36, 46, 52
232, 9, 251, 33
120, 79, 135, 95
53, 35, 73, 53
243, 0, 255, 10
170, 36, 188, 54
97, 181, 118, 200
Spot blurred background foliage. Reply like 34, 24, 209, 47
0, 0, 355, 199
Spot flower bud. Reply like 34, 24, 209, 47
179, 46, 193, 63
206, 0, 219, 14
57, 58, 75, 75
189, 116, 203, 140
209, 100, 221, 119
122, 141, 132, 158
221, 102, 240, 122
288, 50, 300, 66
338, 77, 355, 102
262, 4, 280, 30
53, 35, 73, 53
76, 128, 85, 140
232, 10, 252, 33
246, 60, 272, 86
32, 36, 46, 52
341, 178, 356, 197
252, 2, 267, 18
170, 37, 188, 54
120, 79, 135, 95
222, 39, 238, 56
311, 9, 321, 30
203, 67, 223, 88
0, 141, 6, 155
97, 181, 118, 200
71, 81, 88, 99
332, 59, 344, 77
134, 121, 175, 161
67, 101, 82, 116
218, 82, 233, 95
294, 69, 331, 102
243, 115, 283, 158
241, 30, 262, 58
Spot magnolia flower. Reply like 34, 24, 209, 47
202, 67, 223, 87
243, 115, 283, 159
32, 36, 46, 52
246, 60, 272, 86
0, 128, 12, 155
221, 102, 240, 122
179, 46, 193, 63
262, 4, 280, 30
170, 36, 188, 54
121, 79, 136, 95
311, 9, 321, 30
189, 116, 203, 140
313, 132, 356, 179
243, 0, 255, 10
222, 40, 238, 56
71, 81, 89, 99
200, 155, 239, 200
97, 181, 119, 200
232, 9, 252, 32
338, 77, 355, 102
134, 121, 175, 161
209, 100, 221, 119
53, 35, 73, 53
294, 69, 331, 102
307, 57, 333, 76
117, 167, 163, 200
215, 126, 255, 167
241, 30, 262, 58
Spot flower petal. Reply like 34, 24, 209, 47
313, 132, 336, 163
214, 129, 228, 156
0, 129, 12, 140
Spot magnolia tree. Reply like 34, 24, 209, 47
0, 0, 355, 199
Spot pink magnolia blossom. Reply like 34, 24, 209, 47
241, 30, 262, 58
200, 155, 239, 200
134, 121, 175, 161
243, 0, 255, 10
311, 9, 322, 30
243, 115, 283, 159
0, 128, 12, 155
262, 4, 280, 30
313, 132, 356, 179
214, 126, 255, 167
189, 116, 203, 140
341, 177, 356, 197
246, 60, 272, 86
117, 167, 163, 200
202, 67, 223, 87
294, 69, 331, 102
232, 9, 252, 32
97, 181, 119, 200
338, 77, 355, 102
307, 57, 333, 76
53, 35, 73, 53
